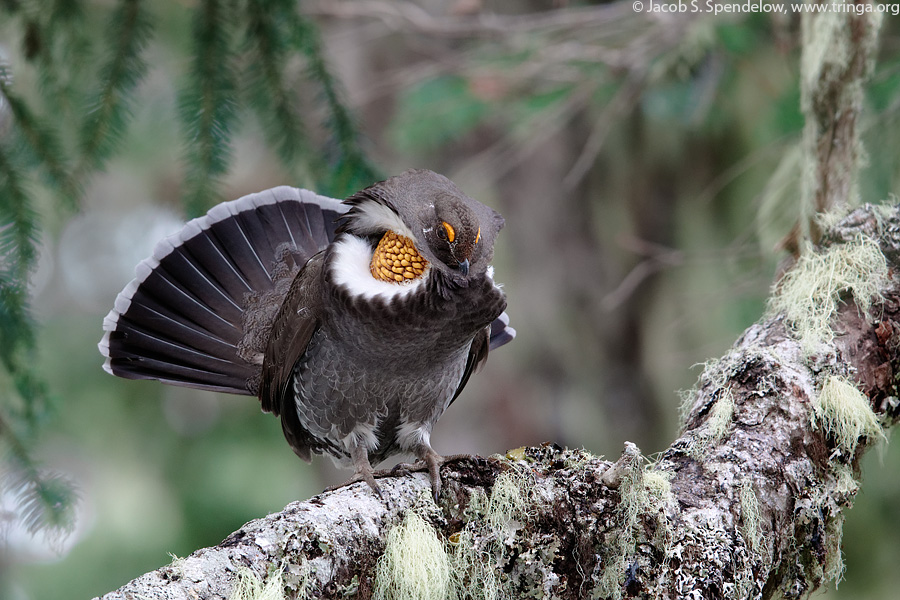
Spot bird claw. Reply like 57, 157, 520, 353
324, 452, 483, 503
324, 471, 385, 500
389, 462, 415, 477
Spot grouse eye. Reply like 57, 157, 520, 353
441, 221, 456, 243
475, 227, 481, 245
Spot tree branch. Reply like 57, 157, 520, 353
799, 4, 882, 240
93, 203, 900, 600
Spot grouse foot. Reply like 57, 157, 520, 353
324, 452, 480, 502
324, 444, 384, 500
382, 452, 481, 502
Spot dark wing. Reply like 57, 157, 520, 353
448, 325, 491, 408
259, 251, 326, 414
258, 251, 329, 461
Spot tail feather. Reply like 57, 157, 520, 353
489, 311, 516, 351
302, 201, 342, 249
111, 351, 252, 393
149, 250, 245, 319
131, 264, 243, 339
113, 296, 238, 360
100, 186, 347, 395
204, 207, 279, 292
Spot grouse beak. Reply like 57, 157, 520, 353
457, 258, 470, 276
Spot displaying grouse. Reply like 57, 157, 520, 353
99, 169, 514, 499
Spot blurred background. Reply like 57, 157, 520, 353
2, 1, 900, 598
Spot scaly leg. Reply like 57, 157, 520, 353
419, 446, 444, 502
325, 443, 384, 500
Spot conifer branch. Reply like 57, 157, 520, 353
242, 0, 307, 167
77, 0, 153, 178
0, 144, 37, 278
0, 67, 78, 205
291, 14, 380, 197
0, 77, 73, 543
0, 0, 380, 544
0, 145, 51, 431
0, 411, 77, 540
30, 0, 91, 123
91, 202, 900, 600
180, 0, 239, 217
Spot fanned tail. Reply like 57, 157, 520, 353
99, 186, 346, 395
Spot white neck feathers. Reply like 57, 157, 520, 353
329, 235, 429, 301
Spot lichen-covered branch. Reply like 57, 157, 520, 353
799, 2, 882, 241
94, 203, 900, 600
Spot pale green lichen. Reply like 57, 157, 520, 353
732, 479, 767, 599
812, 375, 886, 456
373, 511, 453, 600
595, 457, 641, 600
486, 468, 536, 532
282, 559, 314, 599
451, 527, 503, 600
562, 447, 599, 470
800, 4, 881, 217
823, 513, 846, 586
687, 388, 735, 459
165, 553, 185, 580
643, 469, 672, 504
229, 567, 286, 600
832, 462, 860, 499
768, 237, 888, 354
739, 478, 762, 554
595, 453, 673, 600
450, 465, 539, 600
804, 375, 878, 591
644, 467, 674, 573
678, 357, 728, 425
677, 387, 697, 427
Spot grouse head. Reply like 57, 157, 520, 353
337, 169, 504, 286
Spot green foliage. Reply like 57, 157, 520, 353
0, 0, 376, 541
3, 454, 78, 541
2, 73, 78, 202
715, 21, 761, 56
0, 65, 72, 543
289, 11, 380, 198
0, 410, 78, 544
772, 85, 804, 135
867, 60, 900, 112
241, 0, 307, 167
391, 75, 490, 155
78, 0, 153, 176
178, 0, 240, 217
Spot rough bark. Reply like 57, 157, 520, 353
93, 203, 900, 600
